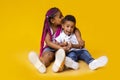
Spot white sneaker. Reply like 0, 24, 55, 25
65, 57, 79, 70
28, 51, 46, 73
52, 48, 65, 72
89, 56, 108, 70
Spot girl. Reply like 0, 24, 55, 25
29, 7, 83, 73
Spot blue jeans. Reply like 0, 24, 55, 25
67, 50, 94, 64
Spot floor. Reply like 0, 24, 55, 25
0, 0, 120, 80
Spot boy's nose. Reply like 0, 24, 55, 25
68, 27, 71, 30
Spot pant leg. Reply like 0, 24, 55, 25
67, 51, 78, 62
76, 50, 94, 64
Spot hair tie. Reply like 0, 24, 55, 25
46, 16, 49, 18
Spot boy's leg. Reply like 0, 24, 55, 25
77, 50, 108, 70
66, 51, 79, 70
77, 50, 94, 64
67, 51, 78, 62
88, 56, 108, 70
65, 57, 79, 70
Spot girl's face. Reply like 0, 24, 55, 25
62, 21, 75, 36
51, 11, 63, 26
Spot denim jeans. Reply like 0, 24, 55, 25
67, 50, 94, 64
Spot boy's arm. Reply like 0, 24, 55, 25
74, 29, 85, 48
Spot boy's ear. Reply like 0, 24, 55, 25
62, 24, 64, 29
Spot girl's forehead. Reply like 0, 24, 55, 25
55, 11, 62, 16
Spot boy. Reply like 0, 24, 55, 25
55, 15, 108, 70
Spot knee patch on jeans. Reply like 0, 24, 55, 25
67, 53, 78, 62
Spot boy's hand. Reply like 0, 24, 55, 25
79, 40, 85, 48
60, 39, 68, 47
68, 42, 73, 49
62, 46, 70, 52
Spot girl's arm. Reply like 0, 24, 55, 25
45, 32, 62, 50
45, 32, 70, 51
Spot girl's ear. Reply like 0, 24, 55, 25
50, 18, 54, 24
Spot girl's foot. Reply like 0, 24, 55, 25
28, 51, 46, 73
65, 57, 79, 70
89, 56, 108, 70
52, 48, 65, 72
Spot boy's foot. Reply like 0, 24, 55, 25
52, 48, 65, 72
28, 51, 46, 73
65, 57, 79, 70
89, 56, 108, 70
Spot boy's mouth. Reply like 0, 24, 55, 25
66, 31, 71, 36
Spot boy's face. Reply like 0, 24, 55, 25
62, 21, 75, 36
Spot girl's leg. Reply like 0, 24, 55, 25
28, 51, 46, 73
52, 48, 65, 72
40, 51, 55, 67
28, 47, 55, 73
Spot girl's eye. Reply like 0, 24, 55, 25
59, 15, 63, 18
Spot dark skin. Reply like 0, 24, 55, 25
40, 11, 85, 67
45, 32, 70, 51
45, 28, 85, 52
73, 29, 85, 49
39, 29, 85, 67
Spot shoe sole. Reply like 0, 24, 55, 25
65, 57, 79, 70
89, 56, 108, 70
52, 49, 65, 72
28, 51, 46, 73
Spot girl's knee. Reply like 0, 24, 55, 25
41, 51, 55, 66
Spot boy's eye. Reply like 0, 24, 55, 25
71, 26, 74, 28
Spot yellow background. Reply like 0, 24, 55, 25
0, 0, 120, 80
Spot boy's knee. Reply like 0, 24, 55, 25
68, 52, 76, 57
67, 52, 78, 61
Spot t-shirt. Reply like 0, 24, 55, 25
55, 30, 85, 51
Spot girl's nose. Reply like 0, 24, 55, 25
61, 17, 64, 20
